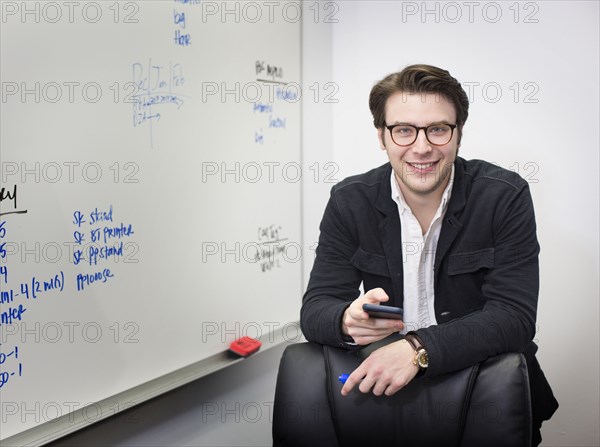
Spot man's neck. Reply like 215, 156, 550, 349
396, 178, 448, 235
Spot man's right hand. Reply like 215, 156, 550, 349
342, 288, 404, 345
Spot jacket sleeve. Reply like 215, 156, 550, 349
416, 182, 540, 377
300, 187, 363, 349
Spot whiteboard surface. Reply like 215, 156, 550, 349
0, 1, 302, 441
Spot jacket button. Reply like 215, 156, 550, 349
440, 311, 451, 316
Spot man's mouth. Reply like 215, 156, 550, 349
406, 161, 439, 171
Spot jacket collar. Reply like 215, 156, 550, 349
446, 157, 467, 215
375, 163, 396, 216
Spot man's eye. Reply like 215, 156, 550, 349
395, 127, 414, 135
429, 125, 449, 134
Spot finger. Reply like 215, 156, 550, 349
353, 334, 391, 345
340, 369, 365, 396
351, 319, 403, 334
348, 330, 398, 345
384, 362, 420, 397
368, 317, 404, 330
347, 329, 397, 344
384, 382, 402, 396
372, 378, 391, 396
348, 322, 399, 334
347, 306, 370, 321
384, 375, 410, 396
364, 287, 389, 303
358, 375, 377, 394
365, 318, 404, 335
356, 359, 389, 395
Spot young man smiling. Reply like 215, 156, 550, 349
300, 64, 558, 445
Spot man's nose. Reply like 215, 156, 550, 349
411, 129, 433, 154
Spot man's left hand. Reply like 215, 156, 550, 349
340, 340, 420, 397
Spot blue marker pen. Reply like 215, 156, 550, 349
338, 373, 350, 384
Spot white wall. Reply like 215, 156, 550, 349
324, 1, 599, 446
301, 0, 336, 283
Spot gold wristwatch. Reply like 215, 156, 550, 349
405, 334, 429, 370
414, 348, 429, 369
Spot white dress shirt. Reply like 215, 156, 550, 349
390, 166, 455, 334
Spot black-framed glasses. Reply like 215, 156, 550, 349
385, 123, 457, 147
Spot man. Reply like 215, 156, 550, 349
300, 64, 558, 445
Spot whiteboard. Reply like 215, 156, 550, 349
0, 1, 302, 442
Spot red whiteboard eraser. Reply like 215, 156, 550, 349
229, 336, 262, 357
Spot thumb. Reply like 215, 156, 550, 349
365, 287, 389, 303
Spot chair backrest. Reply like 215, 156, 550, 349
273, 341, 531, 447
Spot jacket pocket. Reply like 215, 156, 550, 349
448, 247, 495, 275
350, 248, 390, 277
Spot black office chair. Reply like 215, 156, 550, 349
273, 338, 532, 447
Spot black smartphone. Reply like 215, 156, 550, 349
362, 303, 404, 320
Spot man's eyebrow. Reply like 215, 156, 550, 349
387, 120, 453, 126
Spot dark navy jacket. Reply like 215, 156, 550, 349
301, 157, 557, 421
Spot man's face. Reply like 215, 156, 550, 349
378, 92, 459, 200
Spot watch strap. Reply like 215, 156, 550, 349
405, 332, 425, 351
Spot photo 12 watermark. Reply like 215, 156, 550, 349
1, 400, 139, 425
2, 81, 141, 105
200, 321, 302, 344
1, 162, 140, 185
199, 81, 339, 104
463, 81, 540, 104
0, 321, 140, 344
1, 1, 140, 24
200, 161, 339, 184
0, 241, 140, 265
199, 1, 340, 24
400, 2, 540, 24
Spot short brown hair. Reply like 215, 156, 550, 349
369, 64, 469, 143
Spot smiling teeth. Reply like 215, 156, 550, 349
412, 163, 434, 169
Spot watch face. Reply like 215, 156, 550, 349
417, 350, 429, 368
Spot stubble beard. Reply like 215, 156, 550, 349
396, 161, 453, 197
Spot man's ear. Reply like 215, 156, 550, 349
377, 128, 386, 150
